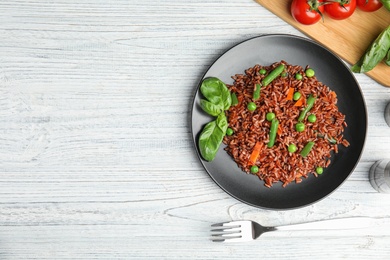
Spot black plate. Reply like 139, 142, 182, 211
191, 34, 367, 210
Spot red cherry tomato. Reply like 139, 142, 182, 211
356, 0, 383, 11
291, 0, 325, 25
324, 0, 357, 20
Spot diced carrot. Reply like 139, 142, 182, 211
330, 91, 337, 99
286, 87, 294, 101
294, 98, 303, 106
248, 141, 262, 165
294, 95, 305, 106
277, 123, 282, 136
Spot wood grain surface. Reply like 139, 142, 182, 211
256, 0, 390, 87
0, 0, 390, 259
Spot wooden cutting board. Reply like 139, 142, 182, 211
255, 0, 390, 87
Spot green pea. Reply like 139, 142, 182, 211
308, 114, 317, 123
293, 92, 301, 101
226, 128, 234, 136
295, 122, 305, 132
247, 102, 256, 111
295, 73, 303, 80
250, 165, 259, 174
305, 68, 315, 78
259, 68, 267, 75
288, 144, 297, 153
316, 167, 324, 175
266, 112, 275, 121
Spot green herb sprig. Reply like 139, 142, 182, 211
352, 25, 390, 73
198, 77, 231, 161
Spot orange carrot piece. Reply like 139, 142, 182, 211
277, 123, 282, 136
294, 96, 305, 106
294, 98, 303, 106
286, 87, 294, 101
248, 142, 262, 165
330, 91, 337, 99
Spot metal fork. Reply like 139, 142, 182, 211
211, 217, 375, 242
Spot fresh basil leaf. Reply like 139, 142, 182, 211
380, 0, 390, 11
216, 112, 228, 133
198, 119, 225, 162
352, 26, 390, 73
200, 99, 223, 116
198, 78, 231, 161
386, 48, 390, 66
351, 58, 363, 73
219, 81, 232, 110
200, 77, 231, 110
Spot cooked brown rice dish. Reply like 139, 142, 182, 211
223, 61, 349, 188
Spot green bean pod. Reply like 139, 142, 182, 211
262, 64, 285, 87
298, 95, 316, 122
267, 118, 279, 148
300, 141, 315, 158
253, 83, 261, 100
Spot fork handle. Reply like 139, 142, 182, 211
274, 217, 375, 231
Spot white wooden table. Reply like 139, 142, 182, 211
1, 1, 390, 259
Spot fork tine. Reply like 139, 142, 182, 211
210, 225, 240, 232
210, 230, 241, 236
210, 227, 241, 233
211, 221, 241, 228
210, 232, 243, 242
211, 237, 243, 242
211, 232, 241, 238
210, 222, 229, 227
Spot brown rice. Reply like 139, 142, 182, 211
223, 61, 349, 188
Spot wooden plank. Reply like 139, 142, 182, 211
1, 0, 390, 259
255, 0, 390, 87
